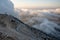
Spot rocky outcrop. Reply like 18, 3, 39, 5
0, 14, 59, 40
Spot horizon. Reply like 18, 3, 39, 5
11, 0, 60, 9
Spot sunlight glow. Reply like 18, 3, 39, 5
11, 0, 60, 8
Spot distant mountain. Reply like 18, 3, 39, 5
0, 14, 59, 40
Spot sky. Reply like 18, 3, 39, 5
11, 0, 60, 8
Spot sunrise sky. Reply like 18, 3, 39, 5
11, 0, 60, 8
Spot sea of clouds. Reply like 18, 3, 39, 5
0, 0, 60, 39
15, 8, 60, 39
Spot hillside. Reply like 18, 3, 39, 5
0, 14, 59, 40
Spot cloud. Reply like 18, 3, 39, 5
0, 0, 14, 14
16, 8, 60, 39
0, 0, 20, 18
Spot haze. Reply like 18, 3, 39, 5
11, 0, 60, 8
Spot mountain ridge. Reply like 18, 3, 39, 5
0, 14, 59, 40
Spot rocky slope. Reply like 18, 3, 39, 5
0, 14, 59, 40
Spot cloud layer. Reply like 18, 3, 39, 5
15, 8, 60, 39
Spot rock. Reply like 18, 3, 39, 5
0, 14, 58, 40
